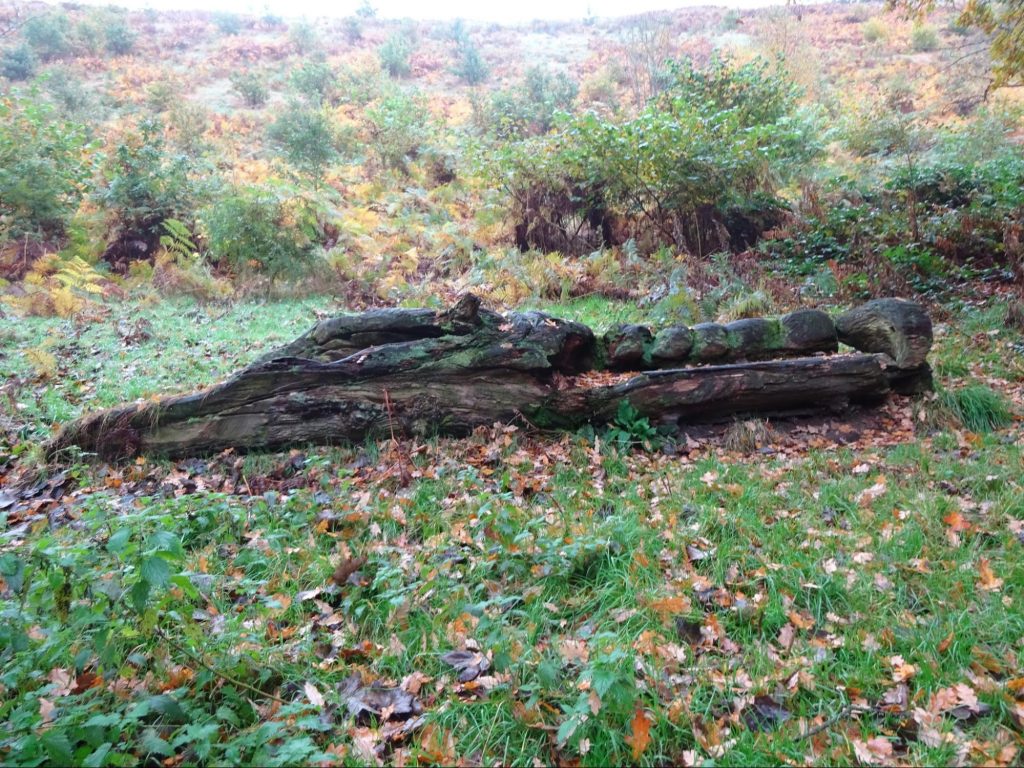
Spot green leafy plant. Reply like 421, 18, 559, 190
452, 38, 488, 85
289, 59, 337, 105
910, 23, 938, 52
104, 14, 137, 55
23, 13, 73, 62
267, 103, 346, 188
1, 43, 39, 81
364, 89, 432, 173
200, 184, 322, 285
230, 71, 269, 108
212, 12, 243, 36
0, 87, 92, 240
379, 33, 413, 78
603, 400, 661, 450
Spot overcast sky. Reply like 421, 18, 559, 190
51, 0, 791, 23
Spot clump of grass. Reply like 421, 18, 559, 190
862, 17, 887, 43
722, 417, 778, 453
933, 384, 1013, 433
910, 23, 938, 52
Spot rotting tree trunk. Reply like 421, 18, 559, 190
47, 296, 933, 460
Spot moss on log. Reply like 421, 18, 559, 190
47, 296, 933, 460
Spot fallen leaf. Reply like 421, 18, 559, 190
332, 556, 368, 587
742, 695, 791, 732
977, 558, 1004, 592
338, 674, 421, 721
440, 649, 490, 682
304, 681, 325, 708
625, 707, 653, 760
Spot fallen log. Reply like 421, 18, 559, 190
47, 296, 932, 460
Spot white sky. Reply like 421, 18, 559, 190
50, 0, 791, 24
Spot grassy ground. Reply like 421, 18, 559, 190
1, 293, 1023, 766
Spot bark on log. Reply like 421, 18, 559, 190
47, 296, 933, 460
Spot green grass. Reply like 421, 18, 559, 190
0, 294, 1022, 766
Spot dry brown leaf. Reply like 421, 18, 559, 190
625, 707, 653, 760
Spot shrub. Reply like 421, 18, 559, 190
289, 60, 337, 105
230, 71, 269, 107
379, 33, 412, 77
1, 44, 39, 81
0, 88, 92, 240
862, 18, 887, 42
364, 90, 432, 173
356, 1, 377, 18
288, 20, 321, 52
452, 39, 488, 85
44, 67, 93, 114
488, 55, 816, 256
95, 118, 209, 265
23, 13, 73, 61
201, 185, 321, 283
484, 66, 577, 138
105, 16, 137, 55
343, 17, 363, 43
267, 104, 345, 188
910, 24, 938, 52
213, 12, 243, 36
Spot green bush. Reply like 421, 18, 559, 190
2, 44, 39, 81
0, 88, 92, 240
95, 118, 209, 252
364, 89, 432, 173
288, 20, 321, 52
43, 67, 94, 114
910, 24, 939, 52
862, 18, 887, 43
379, 33, 412, 78
201, 185, 320, 282
105, 15, 137, 55
484, 66, 577, 138
213, 12, 243, 36
289, 60, 337, 105
267, 104, 345, 188
452, 39, 488, 85
230, 71, 269, 107
23, 13, 73, 61
343, 16, 363, 42
488, 55, 816, 255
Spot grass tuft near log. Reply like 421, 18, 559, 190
47, 296, 933, 460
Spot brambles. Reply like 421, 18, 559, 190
489, 55, 815, 256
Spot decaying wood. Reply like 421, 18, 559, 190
47, 295, 933, 460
